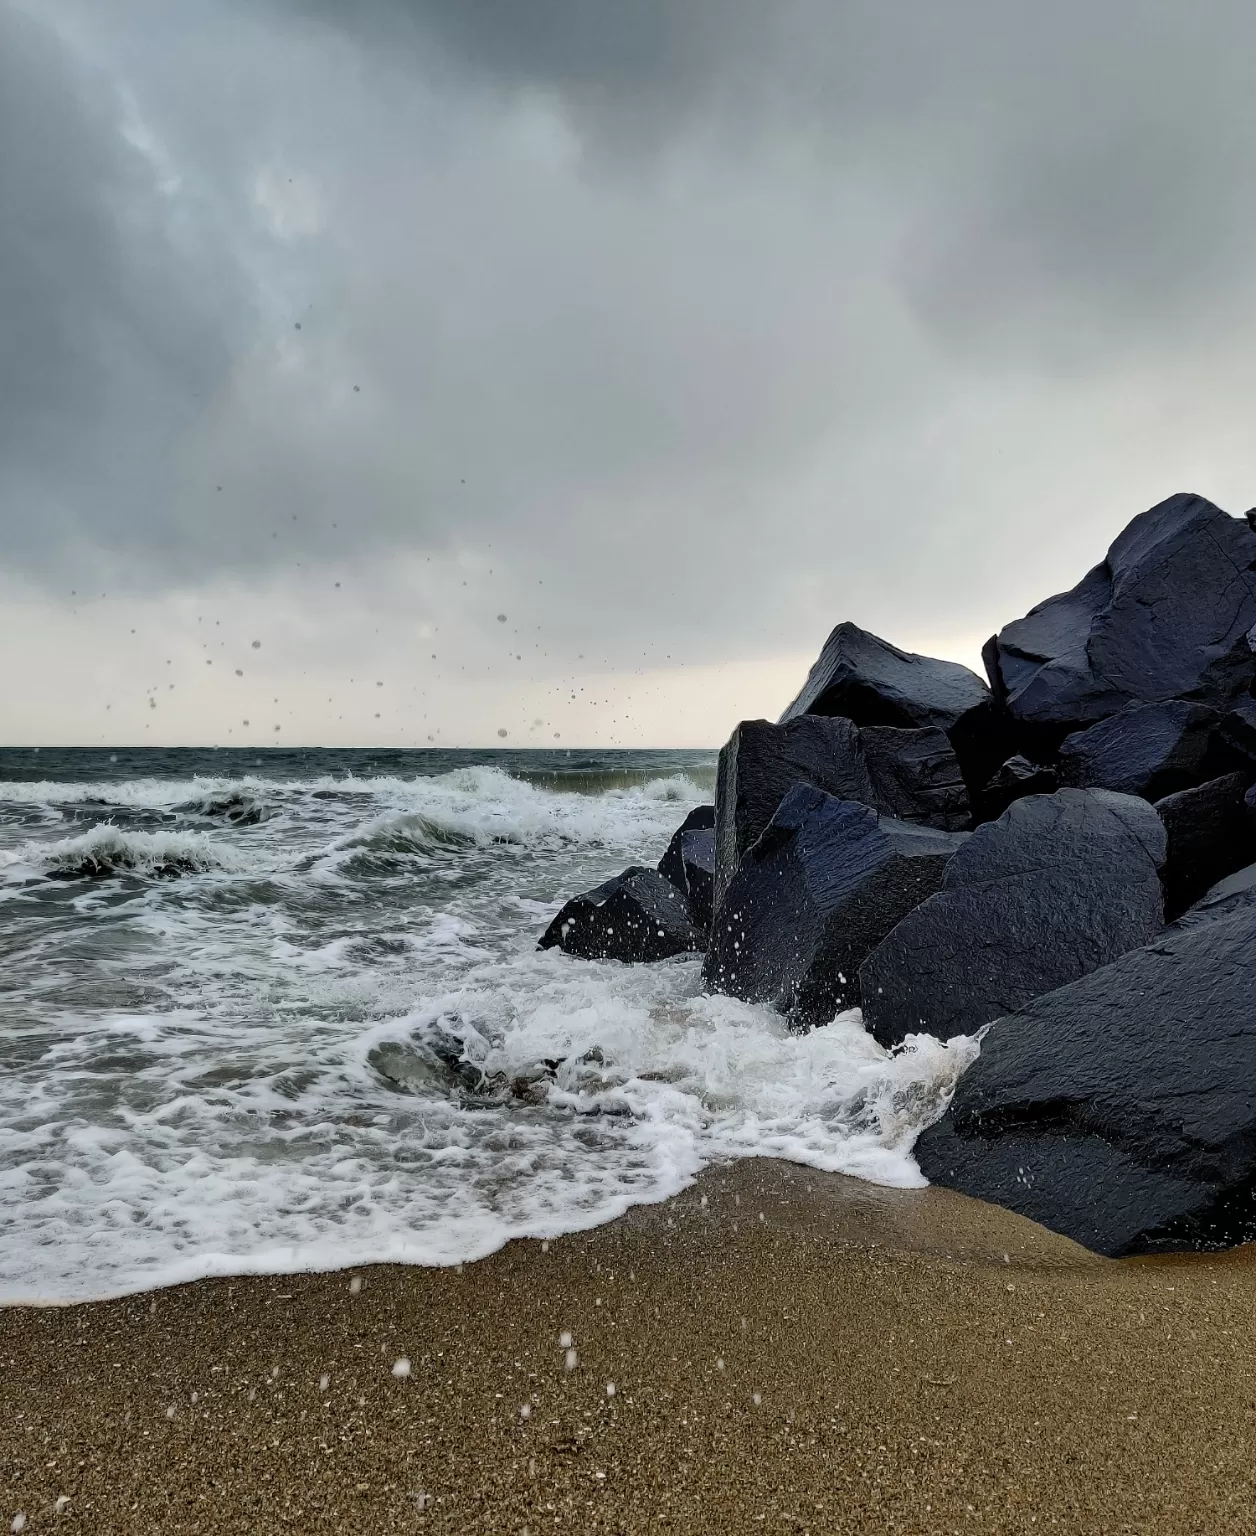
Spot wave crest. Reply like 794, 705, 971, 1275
0, 825, 250, 880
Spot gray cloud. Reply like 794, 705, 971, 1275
7, 0, 1256, 698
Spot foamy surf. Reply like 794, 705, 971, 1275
0, 747, 972, 1304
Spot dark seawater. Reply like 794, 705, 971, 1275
0, 747, 971, 1302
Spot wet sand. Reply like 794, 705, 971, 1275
3, 1159, 1255, 1534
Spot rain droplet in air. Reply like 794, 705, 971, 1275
392, 1357, 411, 1378
559, 1332, 573, 1348
349, 1276, 362, 1295
497, 614, 507, 622
564, 1348, 579, 1372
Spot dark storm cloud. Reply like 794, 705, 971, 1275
297, 0, 1256, 349
8, 0, 1256, 676
0, 3, 247, 572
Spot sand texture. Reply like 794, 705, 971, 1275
3, 1160, 1255, 1534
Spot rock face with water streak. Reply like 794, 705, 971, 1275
704, 784, 966, 1027
539, 867, 705, 962
915, 907, 1256, 1256
679, 827, 716, 930
713, 716, 968, 907
658, 805, 716, 891
984, 493, 1256, 740
859, 789, 1165, 1047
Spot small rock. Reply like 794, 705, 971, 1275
538, 867, 705, 961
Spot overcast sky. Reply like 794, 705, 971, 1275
5, 0, 1256, 747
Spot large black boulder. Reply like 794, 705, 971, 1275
703, 784, 965, 1028
984, 493, 1256, 739
914, 907, 1256, 1257
1058, 700, 1220, 801
778, 621, 1006, 804
779, 621, 990, 731
713, 716, 969, 907
1154, 772, 1256, 918
539, 867, 705, 961
658, 805, 715, 890
859, 789, 1166, 1047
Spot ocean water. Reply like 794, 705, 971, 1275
0, 747, 976, 1303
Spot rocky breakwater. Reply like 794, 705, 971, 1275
539, 491, 1256, 1255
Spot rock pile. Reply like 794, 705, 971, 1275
539, 492, 1256, 1254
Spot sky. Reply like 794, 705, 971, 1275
6, 0, 1256, 747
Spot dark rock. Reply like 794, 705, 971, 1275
679, 827, 716, 930
658, 805, 715, 890
539, 867, 705, 962
1173, 860, 1256, 929
714, 717, 874, 908
1058, 701, 1220, 801
976, 756, 1060, 823
703, 784, 965, 1027
946, 699, 1025, 805
914, 907, 1256, 1256
985, 493, 1256, 738
860, 726, 970, 831
859, 789, 1166, 1047
779, 621, 990, 732
1218, 697, 1256, 764
713, 717, 969, 907
1154, 772, 1256, 918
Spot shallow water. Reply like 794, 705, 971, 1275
0, 747, 975, 1302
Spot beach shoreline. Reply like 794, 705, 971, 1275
3, 1158, 1253, 1534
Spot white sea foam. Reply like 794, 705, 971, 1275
0, 824, 262, 880
0, 763, 974, 1303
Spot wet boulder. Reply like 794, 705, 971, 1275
1154, 772, 1256, 918
539, 866, 705, 962
860, 727, 970, 832
976, 755, 1059, 823
713, 716, 968, 907
780, 621, 991, 732
679, 827, 716, 930
914, 906, 1256, 1257
985, 493, 1256, 738
658, 805, 715, 890
1058, 701, 1220, 802
704, 784, 966, 1028
859, 789, 1166, 1047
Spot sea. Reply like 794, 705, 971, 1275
0, 747, 976, 1303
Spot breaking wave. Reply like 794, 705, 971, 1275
0, 748, 971, 1303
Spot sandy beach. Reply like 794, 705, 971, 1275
2, 1160, 1254, 1535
